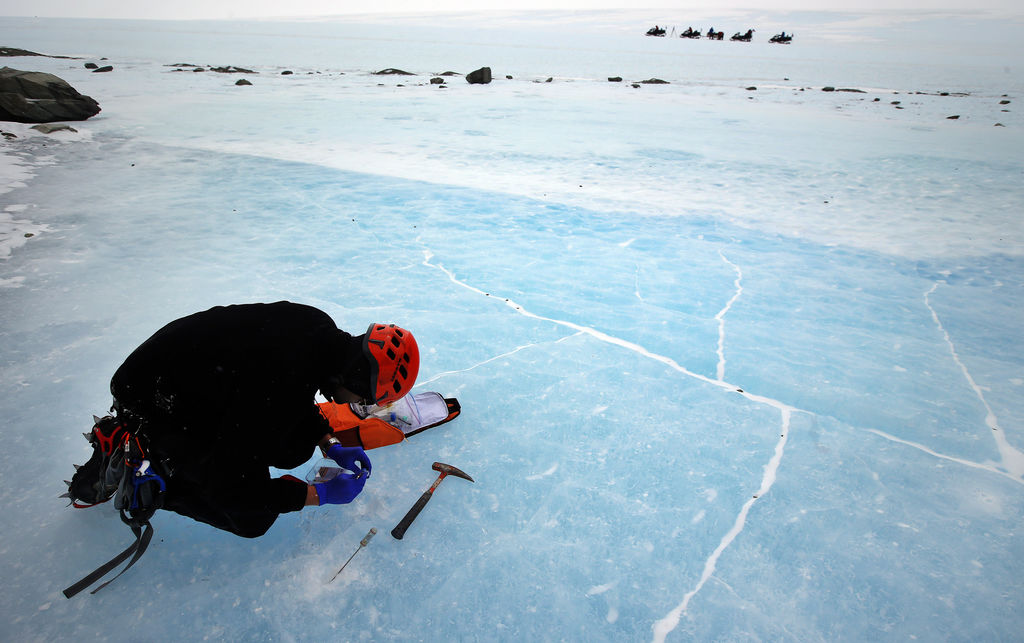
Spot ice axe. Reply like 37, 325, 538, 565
391, 462, 474, 540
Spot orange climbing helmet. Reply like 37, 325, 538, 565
362, 323, 419, 405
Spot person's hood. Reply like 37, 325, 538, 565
323, 329, 373, 401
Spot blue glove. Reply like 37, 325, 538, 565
326, 444, 371, 479
314, 472, 366, 505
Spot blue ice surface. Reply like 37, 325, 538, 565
1, 137, 1021, 641
1, 9, 1023, 642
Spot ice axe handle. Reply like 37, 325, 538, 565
391, 490, 433, 540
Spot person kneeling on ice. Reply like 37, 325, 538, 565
69, 302, 419, 537
65, 305, 465, 597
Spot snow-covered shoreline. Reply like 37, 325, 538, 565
2, 48, 1020, 262
0, 123, 91, 264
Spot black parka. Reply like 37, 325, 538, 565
110, 302, 365, 537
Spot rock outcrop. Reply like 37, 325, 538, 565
0, 67, 101, 123
466, 67, 492, 84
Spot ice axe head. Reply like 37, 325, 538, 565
432, 461, 474, 483
391, 462, 474, 540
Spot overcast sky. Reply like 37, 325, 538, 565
2, 0, 1020, 20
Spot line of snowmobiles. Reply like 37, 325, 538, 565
645, 26, 792, 43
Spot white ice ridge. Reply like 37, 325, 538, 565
422, 250, 795, 640
865, 428, 1024, 485
925, 282, 1024, 479
421, 250, 760, 396
715, 252, 743, 382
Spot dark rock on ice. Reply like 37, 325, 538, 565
84, 62, 98, 69
31, 123, 77, 133
946, 114, 960, 119
210, 66, 255, 74
640, 78, 669, 84
430, 77, 444, 84
466, 67, 492, 84
0, 47, 77, 59
235, 79, 252, 86
837, 88, 865, 93
92, 65, 113, 73
0, 47, 45, 57
608, 76, 622, 82
375, 68, 415, 75
822, 86, 836, 92
438, 71, 461, 76
0, 67, 101, 123
281, 70, 293, 75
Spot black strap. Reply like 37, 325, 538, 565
62, 521, 153, 598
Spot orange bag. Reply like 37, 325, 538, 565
318, 402, 406, 449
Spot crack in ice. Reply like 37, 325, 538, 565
652, 408, 791, 643
420, 251, 1022, 640
422, 250, 794, 640
416, 339, 575, 389
865, 428, 1024, 485
715, 251, 743, 382
925, 282, 1024, 478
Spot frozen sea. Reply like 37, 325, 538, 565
1, 8, 1023, 641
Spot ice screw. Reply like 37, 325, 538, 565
329, 528, 377, 583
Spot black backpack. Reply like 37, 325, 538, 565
62, 415, 167, 598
